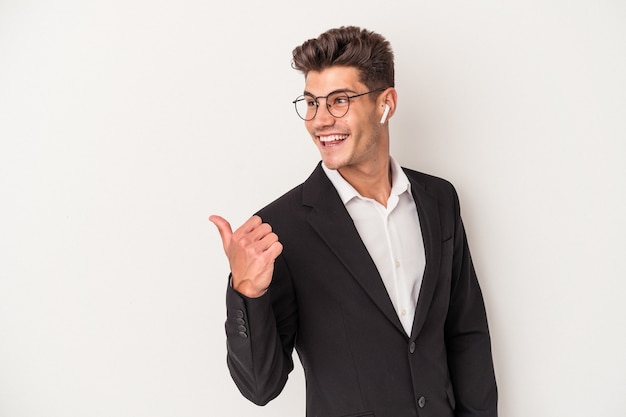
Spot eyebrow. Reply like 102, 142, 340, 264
303, 88, 358, 97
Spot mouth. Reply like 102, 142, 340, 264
318, 134, 348, 147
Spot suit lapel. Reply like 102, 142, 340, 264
405, 171, 442, 339
302, 164, 406, 335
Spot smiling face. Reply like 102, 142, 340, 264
303, 66, 391, 175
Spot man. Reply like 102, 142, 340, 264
209, 26, 498, 417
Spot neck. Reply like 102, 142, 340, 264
338, 156, 392, 207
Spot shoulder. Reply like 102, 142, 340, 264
256, 162, 330, 219
402, 167, 458, 199
253, 164, 320, 228
256, 182, 305, 219
254, 182, 311, 242
401, 166, 463, 225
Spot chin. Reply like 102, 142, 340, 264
321, 159, 343, 170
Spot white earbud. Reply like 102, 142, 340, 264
380, 104, 390, 124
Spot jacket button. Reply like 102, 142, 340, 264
235, 310, 244, 318
238, 331, 248, 338
409, 341, 416, 353
237, 325, 247, 332
236, 318, 245, 325
418, 396, 426, 408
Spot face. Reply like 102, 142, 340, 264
302, 66, 389, 173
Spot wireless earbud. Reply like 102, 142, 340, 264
380, 104, 390, 124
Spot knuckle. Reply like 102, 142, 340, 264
259, 223, 272, 235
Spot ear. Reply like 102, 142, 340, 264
378, 88, 398, 125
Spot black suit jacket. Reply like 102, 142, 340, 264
225, 162, 498, 417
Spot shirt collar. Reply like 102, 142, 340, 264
321, 157, 412, 205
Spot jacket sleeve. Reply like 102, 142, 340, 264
224, 253, 298, 405
444, 187, 498, 417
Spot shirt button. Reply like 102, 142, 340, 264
394, 259, 401, 268
418, 396, 426, 408
401, 308, 407, 316
409, 341, 416, 354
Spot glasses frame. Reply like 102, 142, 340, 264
292, 86, 388, 121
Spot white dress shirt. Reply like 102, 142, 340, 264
322, 158, 426, 335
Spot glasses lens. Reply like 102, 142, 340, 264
294, 95, 316, 120
327, 91, 350, 118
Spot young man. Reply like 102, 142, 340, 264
210, 26, 498, 417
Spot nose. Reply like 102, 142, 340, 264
311, 100, 335, 127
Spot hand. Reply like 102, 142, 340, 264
209, 215, 283, 298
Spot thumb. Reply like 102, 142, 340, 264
208, 215, 233, 251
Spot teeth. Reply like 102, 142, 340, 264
319, 135, 348, 142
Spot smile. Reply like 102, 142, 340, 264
319, 134, 348, 146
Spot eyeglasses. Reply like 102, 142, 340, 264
292, 87, 387, 121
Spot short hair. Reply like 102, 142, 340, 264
291, 26, 395, 89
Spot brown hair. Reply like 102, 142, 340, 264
291, 26, 395, 89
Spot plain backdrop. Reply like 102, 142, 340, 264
1, 1, 625, 416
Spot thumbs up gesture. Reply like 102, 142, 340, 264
209, 215, 283, 298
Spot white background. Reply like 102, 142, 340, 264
1, 1, 625, 416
